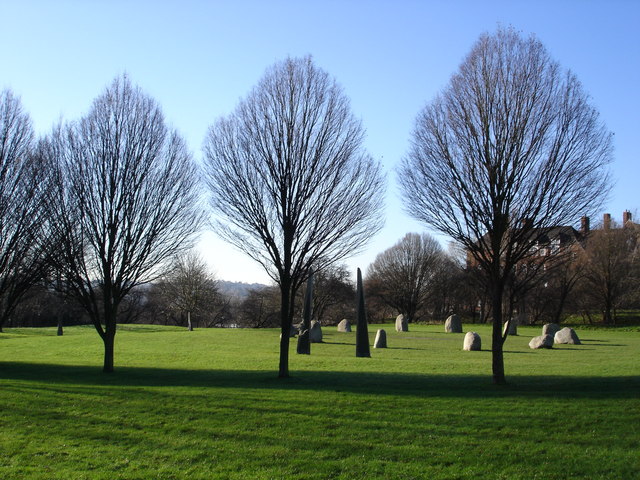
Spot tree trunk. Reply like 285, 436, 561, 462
103, 330, 115, 373
278, 283, 292, 378
603, 299, 613, 324
57, 317, 63, 336
187, 311, 193, 331
491, 284, 506, 385
102, 308, 117, 373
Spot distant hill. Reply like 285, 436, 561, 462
218, 280, 269, 300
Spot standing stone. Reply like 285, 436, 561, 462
542, 323, 561, 337
355, 268, 371, 358
337, 319, 352, 332
297, 329, 309, 347
289, 324, 299, 337
503, 318, 518, 336
445, 314, 462, 333
395, 314, 409, 332
309, 320, 323, 343
529, 334, 554, 349
463, 331, 481, 351
297, 272, 314, 354
374, 329, 387, 348
554, 327, 581, 345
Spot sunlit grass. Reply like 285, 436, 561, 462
1, 323, 638, 479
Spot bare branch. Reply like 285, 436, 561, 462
45, 75, 203, 371
399, 27, 612, 384
0, 90, 51, 331
204, 56, 385, 376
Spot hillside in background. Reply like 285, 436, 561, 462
218, 281, 269, 300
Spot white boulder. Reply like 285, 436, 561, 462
463, 332, 481, 351
445, 314, 462, 333
395, 314, 408, 332
529, 334, 554, 349
554, 327, 581, 345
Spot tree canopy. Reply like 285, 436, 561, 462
204, 56, 385, 377
399, 27, 612, 384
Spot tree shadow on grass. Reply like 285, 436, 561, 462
1, 361, 638, 400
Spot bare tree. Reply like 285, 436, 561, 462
366, 232, 444, 322
236, 285, 281, 328
308, 264, 355, 326
46, 75, 203, 372
578, 221, 639, 324
0, 90, 51, 332
399, 27, 612, 384
203, 56, 385, 377
161, 251, 222, 330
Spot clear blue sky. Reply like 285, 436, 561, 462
1, 0, 638, 283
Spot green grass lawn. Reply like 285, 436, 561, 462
1, 323, 638, 479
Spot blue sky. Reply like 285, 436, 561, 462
1, 0, 638, 283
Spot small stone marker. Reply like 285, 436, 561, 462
463, 331, 481, 351
337, 319, 352, 332
503, 318, 518, 336
529, 334, 554, 349
374, 329, 387, 348
297, 329, 309, 345
289, 324, 299, 337
309, 320, 323, 343
542, 323, 561, 337
445, 314, 462, 333
554, 327, 581, 345
395, 314, 408, 332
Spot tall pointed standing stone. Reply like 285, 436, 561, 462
355, 268, 371, 358
297, 271, 314, 355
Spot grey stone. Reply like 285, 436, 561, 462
445, 314, 462, 333
503, 318, 518, 336
542, 323, 561, 337
463, 331, 481, 351
355, 268, 370, 358
309, 320, 323, 343
395, 314, 408, 332
289, 324, 299, 337
337, 319, 352, 332
529, 334, 554, 349
554, 327, 581, 345
296, 330, 310, 354
373, 329, 387, 348
281, 325, 299, 340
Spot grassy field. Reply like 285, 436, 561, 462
0, 323, 638, 479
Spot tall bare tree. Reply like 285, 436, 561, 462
366, 232, 444, 322
46, 75, 202, 372
0, 90, 51, 332
399, 27, 612, 384
578, 221, 639, 324
204, 56, 385, 377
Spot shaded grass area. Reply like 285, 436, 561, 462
1, 324, 639, 479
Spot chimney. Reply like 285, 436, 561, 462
623, 210, 632, 225
580, 216, 590, 234
603, 213, 611, 230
